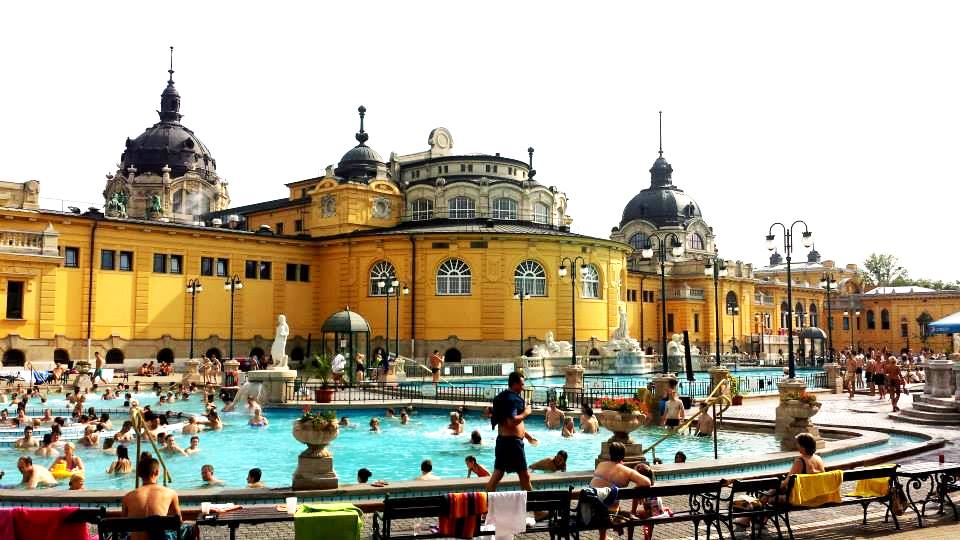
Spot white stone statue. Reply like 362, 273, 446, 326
613, 306, 629, 340
690, 344, 701, 357
953, 333, 960, 354
270, 314, 290, 369
666, 334, 685, 358
603, 305, 642, 353
531, 331, 574, 358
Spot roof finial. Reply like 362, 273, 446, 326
658, 110, 663, 158
355, 105, 369, 145
168, 46, 175, 84
527, 147, 537, 180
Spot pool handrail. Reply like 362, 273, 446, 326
130, 407, 173, 487
643, 378, 732, 460
413, 361, 456, 387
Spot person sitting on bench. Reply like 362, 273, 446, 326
122, 457, 189, 540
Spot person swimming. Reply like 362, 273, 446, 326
248, 409, 268, 427
369, 418, 381, 432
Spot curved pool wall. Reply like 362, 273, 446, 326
0, 402, 940, 509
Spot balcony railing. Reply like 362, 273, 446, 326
753, 293, 775, 306
666, 287, 705, 300
0, 229, 58, 257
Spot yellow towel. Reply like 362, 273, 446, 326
788, 470, 843, 508
847, 465, 894, 498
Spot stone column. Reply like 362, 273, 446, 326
774, 378, 823, 450
181, 359, 202, 385
223, 359, 240, 387
563, 363, 585, 404
953, 358, 960, 401
245, 369, 297, 404
651, 373, 678, 423
926, 359, 955, 398
822, 362, 843, 394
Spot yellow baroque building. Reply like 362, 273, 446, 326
0, 64, 956, 368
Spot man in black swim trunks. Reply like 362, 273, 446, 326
487, 371, 535, 491
429, 350, 444, 384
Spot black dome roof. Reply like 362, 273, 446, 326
120, 67, 217, 182
334, 106, 383, 181
620, 154, 702, 227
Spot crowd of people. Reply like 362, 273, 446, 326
840, 347, 929, 411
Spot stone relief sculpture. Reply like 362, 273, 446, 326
531, 331, 574, 358
666, 334, 686, 358
270, 314, 290, 369
148, 194, 163, 215
105, 191, 128, 218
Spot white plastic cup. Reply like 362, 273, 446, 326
285, 497, 298, 515
201, 502, 211, 515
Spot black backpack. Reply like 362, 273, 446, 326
577, 486, 617, 527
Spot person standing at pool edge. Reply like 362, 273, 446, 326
486, 371, 537, 492
429, 350, 444, 384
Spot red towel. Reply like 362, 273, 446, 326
439, 492, 488, 539
0, 508, 14, 540
12, 507, 90, 540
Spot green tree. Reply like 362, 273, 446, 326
861, 253, 908, 287
916, 311, 934, 342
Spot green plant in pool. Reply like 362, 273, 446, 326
299, 406, 338, 430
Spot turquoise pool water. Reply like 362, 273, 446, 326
0, 396, 925, 491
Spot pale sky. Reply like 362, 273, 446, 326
1, 2, 957, 281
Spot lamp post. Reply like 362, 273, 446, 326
755, 313, 766, 356
393, 281, 409, 358
843, 308, 860, 353
641, 232, 685, 373
820, 272, 837, 361
223, 274, 243, 360
704, 256, 727, 366
558, 256, 587, 365
185, 278, 203, 360
765, 221, 813, 379
514, 285, 531, 356
727, 304, 740, 353
377, 279, 392, 361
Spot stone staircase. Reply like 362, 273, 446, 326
889, 393, 960, 425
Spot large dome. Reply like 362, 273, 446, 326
120, 69, 217, 182
620, 153, 702, 227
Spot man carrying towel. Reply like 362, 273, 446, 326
487, 371, 537, 492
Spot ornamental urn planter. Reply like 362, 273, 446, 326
781, 403, 820, 420
292, 420, 339, 457
597, 410, 646, 444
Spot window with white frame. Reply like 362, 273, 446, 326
688, 232, 705, 251
436, 258, 472, 295
411, 198, 433, 221
581, 264, 601, 299
628, 232, 648, 251
369, 261, 397, 296
514, 260, 547, 297
448, 196, 476, 219
532, 202, 550, 224
492, 198, 518, 220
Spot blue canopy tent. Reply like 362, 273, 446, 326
927, 311, 960, 334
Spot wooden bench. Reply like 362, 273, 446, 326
97, 515, 184, 540
373, 489, 573, 540
569, 480, 725, 540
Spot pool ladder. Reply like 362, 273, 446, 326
643, 378, 732, 462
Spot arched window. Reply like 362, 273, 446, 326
444, 347, 462, 363
629, 233, 649, 252
688, 232, 705, 251
105, 348, 125, 365
205, 347, 222, 360
795, 302, 805, 326
515, 260, 547, 297
448, 196, 475, 219
369, 261, 397, 296
492, 198, 518, 220
1, 349, 26, 367
809, 303, 818, 327
581, 264, 601, 299
881, 309, 890, 330
780, 301, 790, 329
173, 189, 184, 213
411, 198, 433, 221
866, 309, 876, 330
157, 348, 175, 364
725, 291, 739, 314
53, 348, 70, 364
532, 202, 550, 224
436, 259, 472, 295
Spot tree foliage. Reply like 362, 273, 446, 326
861, 253, 908, 287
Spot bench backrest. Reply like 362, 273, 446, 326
840, 465, 898, 482
728, 476, 782, 495
526, 488, 573, 513
98, 515, 181, 540
618, 479, 724, 513
382, 494, 448, 520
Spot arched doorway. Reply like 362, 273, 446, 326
589, 347, 600, 357
290, 346, 305, 365
524, 348, 535, 357
444, 348, 462, 363
105, 348, 124, 364
205, 347, 222, 360
1, 349, 25, 367
156, 348, 174, 364
54, 348, 70, 365
250, 346, 265, 361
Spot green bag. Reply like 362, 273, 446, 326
294, 502, 364, 540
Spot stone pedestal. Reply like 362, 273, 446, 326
563, 364, 585, 404
292, 454, 339, 490
596, 410, 646, 465
651, 373, 678, 423
774, 378, 824, 451
952, 355, 960, 401
223, 359, 240, 387
245, 369, 297, 404
708, 366, 730, 399
926, 359, 955, 398
822, 363, 843, 394
181, 359, 202, 386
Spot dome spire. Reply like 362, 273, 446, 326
158, 46, 182, 123
527, 147, 536, 180
355, 105, 369, 146
649, 110, 673, 188
658, 110, 663, 158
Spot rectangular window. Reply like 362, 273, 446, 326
694, 313, 700, 333
295, 219, 303, 232
827, 316, 833, 330
245, 260, 258, 279
467, 164, 473, 172
842, 317, 850, 330
301, 188, 307, 198
170, 255, 183, 275
5, 281, 24, 319
667, 313, 675, 333
259, 261, 271, 280
275, 222, 284, 235
856, 317, 860, 330
299, 264, 310, 282
119, 251, 133, 271
286, 263, 297, 281
201, 257, 214, 276
460, 164, 466, 172
216, 258, 229, 277
101, 249, 115, 270
493, 165, 498, 173
64, 247, 80, 268
153, 254, 167, 273
900, 323, 908, 338
485, 164, 491, 173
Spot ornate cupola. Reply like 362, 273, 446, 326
770, 251, 784, 266
335, 105, 384, 182
807, 246, 822, 263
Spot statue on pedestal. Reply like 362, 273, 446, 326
270, 314, 290, 369
531, 331, 573, 358
604, 305, 642, 353
667, 334, 685, 358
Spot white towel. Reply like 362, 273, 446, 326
484, 490, 528, 540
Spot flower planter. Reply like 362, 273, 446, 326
731, 395, 743, 406
314, 387, 335, 403
293, 421, 339, 457
781, 404, 820, 420
598, 410, 646, 444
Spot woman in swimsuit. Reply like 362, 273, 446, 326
781, 433, 824, 490
51, 442, 85, 473
590, 442, 652, 540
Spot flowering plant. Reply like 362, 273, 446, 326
597, 397, 644, 413
299, 406, 338, 429
781, 392, 819, 406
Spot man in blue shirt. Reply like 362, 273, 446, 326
487, 371, 535, 491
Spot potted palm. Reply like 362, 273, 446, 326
728, 375, 745, 406
303, 354, 335, 403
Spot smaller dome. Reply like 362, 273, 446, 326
334, 105, 383, 181
321, 308, 371, 333
339, 145, 383, 164
806, 248, 821, 263
769, 251, 783, 266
